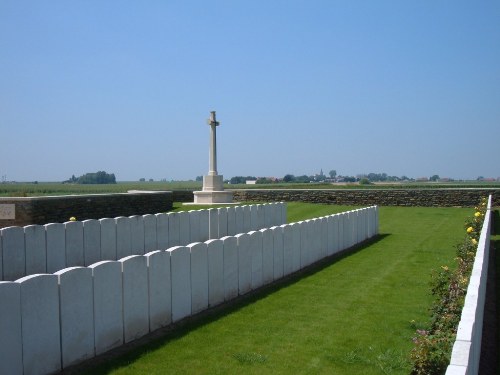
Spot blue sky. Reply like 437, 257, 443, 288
1, 1, 499, 182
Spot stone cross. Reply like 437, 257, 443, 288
206, 111, 219, 176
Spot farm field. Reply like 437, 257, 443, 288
68, 203, 471, 375
1, 181, 499, 197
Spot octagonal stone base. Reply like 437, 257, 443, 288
192, 190, 234, 204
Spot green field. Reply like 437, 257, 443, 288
68, 203, 471, 375
1, 181, 499, 197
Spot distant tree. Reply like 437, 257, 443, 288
296, 175, 311, 183
230, 176, 257, 184
149, 178, 154, 182
139, 178, 146, 182
256, 177, 273, 184
195, 176, 203, 182
77, 171, 116, 184
329, 170, 337, 179
283, 174, 295, 183
343, 176, 356, 183
359, 178, 371, 185
430, 175, 440, 182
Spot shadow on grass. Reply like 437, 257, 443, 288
62, 233, 390, 375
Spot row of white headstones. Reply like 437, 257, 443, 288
0, 205, 379, 375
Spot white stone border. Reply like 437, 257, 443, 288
446, 195, 493, 375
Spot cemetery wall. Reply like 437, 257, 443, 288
0, 203, 286, 281
0, 206, 379, 375
445, 195, 493, 374
0, 191, 173, 229
230, 188, 500, 207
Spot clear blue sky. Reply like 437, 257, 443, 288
1, 1, 499, 182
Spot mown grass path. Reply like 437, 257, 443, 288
76, 205, 469, 375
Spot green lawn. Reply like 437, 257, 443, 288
70, 204, 470, 375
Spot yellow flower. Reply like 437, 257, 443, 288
441, 265, 449, 271
466, 227, 474, 233
474, 212, 481, 217
471, 238, 478, 245
69, 216, 77, 222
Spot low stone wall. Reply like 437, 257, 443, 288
0, 191, 173, 229
230, 188, 500, 207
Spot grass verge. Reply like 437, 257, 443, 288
67, 205, 469, 375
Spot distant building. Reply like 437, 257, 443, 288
246, 180, 257, 185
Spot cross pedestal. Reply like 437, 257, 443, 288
192, 111, 233, 205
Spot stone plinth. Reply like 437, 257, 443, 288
192, 190, 234, 204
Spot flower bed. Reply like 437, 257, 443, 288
410, 197, 489, 374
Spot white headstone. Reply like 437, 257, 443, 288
249, 231, 263, 290
273, 203, 283, 227
121, 255, 149, 342
299, 221, 310, 268
242, 205, 251, 233
281, 202, 287, 225
264, 204, 273, 228
24, 225, 46, 275
235, 206, 244, 234
46, 223, 66, 274
320, 217, 328, 259
282, 224, 294, 275
217, 207, 228, 238
83, 219, 101, 266
0, 282, 22, 375
178, 211, 191, 245
206, 239, 224, 306
168, 246, 191, 322
99, 218, 117, 261
18, 274, 61, 375
326, 215, 334, 256
312, 218, 322, 263
129, 215, 145, 255
221, 236, 238, 301
208, 209, 218, 239
189, 242, 208, 314
116, 217, 132, 259
155, 213, 169, 250
260, 228, 274, 285
236, 233, 251, 295
1, 226, 25, 281
337, 213, 345, 251
290, 223, 300, 272
198, 209, 210, 242
256, 204, 265, 231
250, 205, 259, 231
65, 220, 84, 267
226, 207, 236, 236
55, 267, 94, 368
143, 214, 157, 253
145, 250, 171, 330
345, 212, 353, 248
168, 212, 180, 247
271, 226, 284, 280
188, 210, 200, 243
90, 260, 123, 355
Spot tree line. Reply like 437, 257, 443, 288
64, 171, 116, 184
